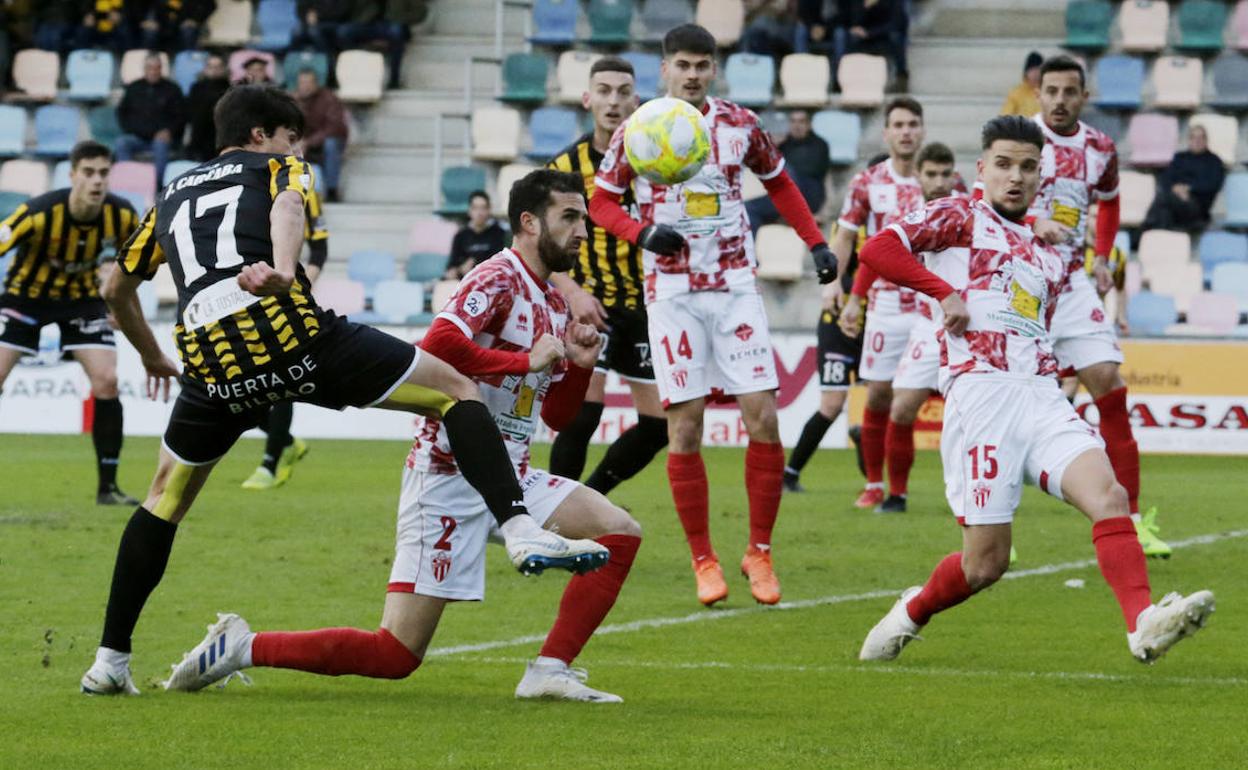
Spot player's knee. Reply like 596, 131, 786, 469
963, 558, 1007, 590
637, 415, 669, 449
91, 374, 119, 399
610, 509, 643, 539
446, 374, 480, 404
668, 417, 701, 452
1099, 480, 1130, 520
865, 386, 891, 411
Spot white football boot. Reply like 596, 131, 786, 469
1128, 590, 1216, 663
500, 514, 610, 576
163, 613, 254, 691
859, 587, 924, 661
80, 649, 141, 695
515, 659, 623, 703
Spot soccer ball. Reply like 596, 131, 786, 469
623, 97, 711, 185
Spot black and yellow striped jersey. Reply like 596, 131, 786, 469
547, 132, 643, 310
119, 150, 325, 383
0, 189, 139, 302
1085, 244, 1127, 291
304, 186, 329, 268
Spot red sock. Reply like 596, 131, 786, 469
885, 420, 915, 497
667, 452, 714, 561
862, 407, 889, 485
1092, 517, 1152, 632
905, 553, 976, 625
539, 534, 641, 663
745, 440, 784, 549
251, 627, 420, 679
1095, 387, 1141, 514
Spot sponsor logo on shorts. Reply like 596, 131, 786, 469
972, 481, 992, 509
1091, 308, 1104, 323
431, 550, 451, 583
753, 365, 767, 379
734, 323, 754, 341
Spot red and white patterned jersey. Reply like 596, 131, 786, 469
1028, 116, 1119, 285
887, 196, 1065, 393
914, 189, 970, 324
406, 249, 569, 476
595, 96, 784, 302
839, 159, 926, 315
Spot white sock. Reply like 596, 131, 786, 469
500, 513, 542, 539
535, 655, 567, 670
1130, 512, 1142, 524
240, 633, 256, 668
96, 647, 131, 669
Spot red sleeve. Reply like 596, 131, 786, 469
859, 230, 955, 302
1094, 196, 1119, 258
743, 117, 786, 180
589, 187, 646, 245
418, 318, 530, 377
761, 170, 825, 248
540, 363, 593, 431
851, 258, 878, 297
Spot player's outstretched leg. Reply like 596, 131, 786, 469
584, 414, 668, 495
548, 399, 604, 481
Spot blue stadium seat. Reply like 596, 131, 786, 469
1222, 172, 1248, 227
0, 106, 27, 156
173, 50, 209, 94
1127, 291, 1177, 336
527, 107, 580, 161
309, 162, 326, 194
87, 105, 121, 147
1198, 230, 1248, 272
499, 52, 549, 104
1211, 262, 1248, 307
347, 251, 397, 299
406, 252, 446, 282
373, 279, 426, 323
51, 159, 71, 190
66, 50, 114, 101
116, 190, 148, 213
34, 105, 80, 157
530, 0, 579, 46
162, 159, 199, 186
622, 52, 661, 98
811, 110, 861, 165
1094, 55, 1145, 110
256, 0, 299, 51
725, 53, 775, 108
1209, 54, 1248, 111
284, 50, 330, 90
0, 190, 28, 221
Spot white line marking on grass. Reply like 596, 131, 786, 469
426, 529, 1248, 658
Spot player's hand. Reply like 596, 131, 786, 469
569, 288, 608, 331
141, 353, 180, 402
238, 263, 294, 296
940, 293, 970, 337
1092, 257, 1113, 297
529, 333, 565, 373
638, 224, 686, 256
563, 322, 603, 370
811, 243, 838, 285
1032, 218, 1073, 246
821, 280, 843, 312
1117, 316, 1130, 337
839, 294, 864, 337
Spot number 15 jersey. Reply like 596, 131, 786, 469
118, 150, 326, 383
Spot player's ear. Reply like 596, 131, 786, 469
582, 90, 591, 110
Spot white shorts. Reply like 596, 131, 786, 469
941, 374, 1104, 526
1050, 275, 1123, 373
892, 321, 940, 392
647, 291, 779, 406
859, 309, 918, 382
388, 467, 578, 601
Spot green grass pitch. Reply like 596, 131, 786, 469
1, 434, 1244, 768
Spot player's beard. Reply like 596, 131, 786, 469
537, 222, 577, 273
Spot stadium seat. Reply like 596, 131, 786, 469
1149, 261, 1204, 313
0, 191, 29, 220
205, 0, 254, 46
1127, 291, 1177, 336
1188, 113, 1237, 165
1185, 291, 1240, 333
162, 159, 199, 186
530, 0, 579, 46
336, 50, 385, 102
152, 265, 178, 303
314, 277, 366, 316
1126, 113, 1178, 167
33, 105, 81, 158
109, 161, 157, 208
1119, 170, 1156, 227
408, 216, 459, 257
173, 50, 210, 94
725, 53, 776, 108
0, 160, 49, 197
1065, 0, 1113, 49
1176, 0, 1228, 53
557, 51, 602, 104
1152, 57, 1203, 110
347, 250, 397, 298
136, 279, 158, 319
430, 279, 460, 313
228, 50, 277, 83
1093, 55, 1145, 110
1198, 230, 1248, 271
757, 109, 790, 138
741, 169, 766, 201
283, 50, 330, 91
12, 50, 59, 101
120, 50, 170, 85
812, 110, 861, 165
1212, 262, 1248, 307
1235, 1, 1248, 50
1209, 54, 1248, 110
696, 0, 745, 46
256, 0, 299, 51
51, 160, 71, 190
1221, 171, 1248, 226
780, 54, 830, 107
526, 107, 579, 161
1120, 0, 1169, 53
373, 280, 426, 324
0, 106, 27, 156
437, 165, 488, 216
1125, 259, 1143, 296
494, 162, 538, 216
1081, 108, 1125, 144
470, 106, 522, 162
640, 0, 694, 42
837, 54, 887, 109
622, 52, 662, 97
755, 224, 806, 281
1137, 229, 1193, 279
87, 105, 122, 147
587, 0, 634, 46
406, 252, 447, 282
499, 53, 549, 105
66, 50, 115, 101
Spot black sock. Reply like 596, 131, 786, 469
586, 414, 668, 494
93, 397, 124, 492
441, 400, 528, 526
548, 400, 604, 480
100, 507, 178, 653
261, 402, 294, 473
787, 412, 834, 476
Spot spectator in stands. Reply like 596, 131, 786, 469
742, 0, 800, 59
1141, 124, 1226, 233
338, 0, 426, 89
296, 0, 361, 69
294, 68, 348, 202
114, 53, 185, 190
130, 0, 216, 52
746, 109, 830, 231
845, 0, 909, 93
33, 1, 87, 53
445, 191, 506, 279
238, 55, 277, 86
187, 54, 229, 161
76, 0, 134, 51
1000, 51, 1043, 117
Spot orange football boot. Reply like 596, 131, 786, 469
740, 547, 781, 605
854, 485, 885, 509
693, 556, 729, 606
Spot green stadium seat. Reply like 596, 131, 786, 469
1065, 0, 1112, 50
499, 53, 549, 105
87, 105, 122, 147
0, 190, 28, 221
406, 253, 447, 282
284, 50, 329, 90
1176, 0, 1228, 53
436, 166, 487, 216
586, 0, 634, 46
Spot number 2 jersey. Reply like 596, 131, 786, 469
118, 150, 325, 383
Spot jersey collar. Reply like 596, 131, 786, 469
887, 158, 918, 185
1034, 114, 1086, 147
503, 248, 551, 299
975, 197, 1035, 239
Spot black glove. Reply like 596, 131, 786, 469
811, 243, 838, 285
638, 224, 686, 256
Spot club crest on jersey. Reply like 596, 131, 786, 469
672, 367, 688, 389
972, 481, 992, 509
431, 551, 451, 583
516, 312, 529, 331
734, 323, 754, 341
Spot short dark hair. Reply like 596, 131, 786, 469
590, 56, 635, 79
981, 115, 1045, 151
70, 140, 112, 169
508, 169, 584, 233
213, 85, 306, 151
884, 96, 923, 123
917, 142, 955, 168
663, 24, 716, 58
297, 67, 320, 81
468, 190, 490, 207
1038, 55, 1085, 89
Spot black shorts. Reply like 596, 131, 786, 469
163, 315, 418, 464
596, 305, 654, 382
0, 296, 114, 354
816, 308, 863, 390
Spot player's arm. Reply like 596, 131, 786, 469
860, 228, 967, 335
540, 322, 599, 431
550, 270, 608, 330
0, 202, 34, 255
244, 159, 313, 295
304, 190, 328, 284
589, 125, 685, 255
1090, 151, 1121, 296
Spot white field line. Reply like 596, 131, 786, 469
426, 529, 1248, 659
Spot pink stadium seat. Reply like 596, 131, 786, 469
1118, 170, 1156, 227
1126, 114, 1178, 167
109, 161, 157, 208
1185, 291, 1240, 333
1235, 1, 1248, 50
408, 217, 460, 256
837, 54, 888, 109
1120, 0, 1169, 53
12, 50, 59, 101
120, 49, 170, 85
228, 50, 278, 83
696, 0, 746, 47
1137, 229, 1193, 281
0, 160, 50, 196
313, 277, 366, 316
1151, 56, 1203, 110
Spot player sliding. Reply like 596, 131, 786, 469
81, 87, 609, 696
163, 170, 642, 703
857, 116, 1214, 664
591, 24, 837, 606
